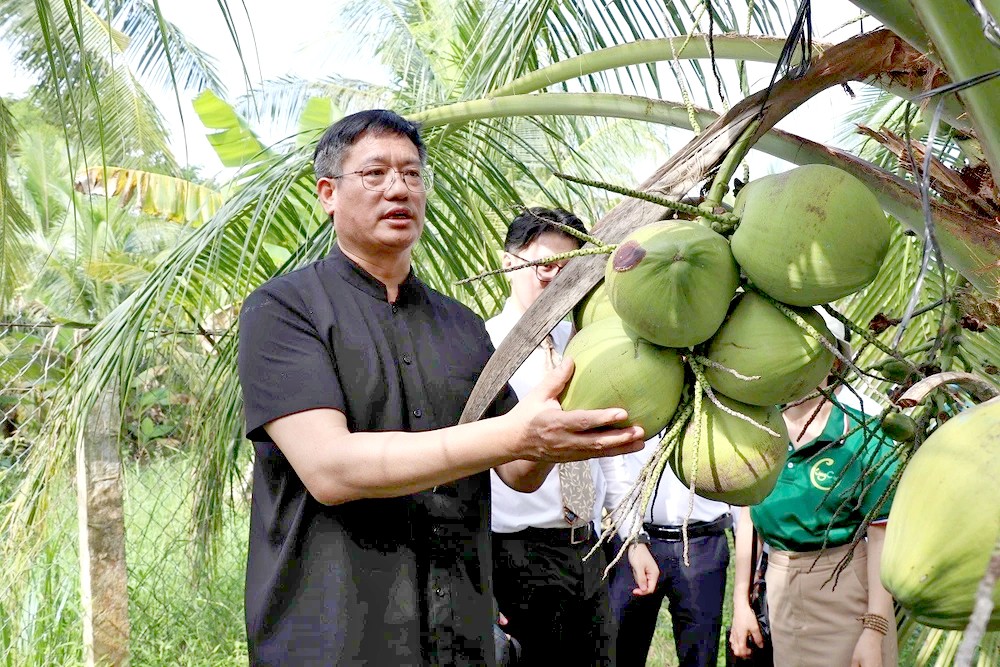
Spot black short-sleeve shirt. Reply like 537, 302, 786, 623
238, 244, 516, 666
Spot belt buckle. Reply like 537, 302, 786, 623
570, 523, 590, 545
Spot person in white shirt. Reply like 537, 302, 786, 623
487, 207, 659, 667
608, 435, 733, 667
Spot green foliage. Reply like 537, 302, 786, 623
0, 456, 248, 665
1, 1, 1000, 664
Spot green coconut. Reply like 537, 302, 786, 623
669, 395, 788, 505
877, 359, 913, 384
559, 316, 686, 437
605, 221, 739, 348
572, 279, 617, 332
880, 412, 918, 443
704, 292, 835, 406
731, 164, 890, 306
881, 396, 1000, 631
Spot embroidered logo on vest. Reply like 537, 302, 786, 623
809, 457, 837, 491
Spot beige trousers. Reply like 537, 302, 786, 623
766, 541, 897, 667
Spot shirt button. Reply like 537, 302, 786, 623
787, 462, 794, 469
413, 409, 422, 418
391, 304, 398, 314
788, 444, 794, 452
402, 354, 412, 365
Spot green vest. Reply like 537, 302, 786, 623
750, 404, 901, 552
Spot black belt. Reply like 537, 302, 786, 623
643, 514, 732, 542
496, 523, 594, 546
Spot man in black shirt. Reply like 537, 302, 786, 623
237, 109, 646, 666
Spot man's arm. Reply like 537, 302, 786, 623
492, 459, 555, 493
265, 358, 644, 505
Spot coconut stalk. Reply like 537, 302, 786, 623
896, 371, 1000, 407
592, 401, 692, 575
481, 33, 967, 130
552, 172, 737, 232
489, 35, 827, 97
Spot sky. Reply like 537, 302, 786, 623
0, 0, 391, 176
0, 0, 871, 181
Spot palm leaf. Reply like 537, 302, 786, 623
231, 74, 391, 142
75, 166, 225, 226
192, 89, 275, 169
0, 97, 34, 309
110, 0, 226, 95
3, 0, 177, 168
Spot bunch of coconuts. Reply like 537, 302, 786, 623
559, 164, 892, 522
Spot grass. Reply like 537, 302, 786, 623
1, 452, 249, 666
123, 454, 249, 667
2, 454, 995, 666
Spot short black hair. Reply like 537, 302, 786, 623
504, 207, 587, 252
313, 110, 426, 179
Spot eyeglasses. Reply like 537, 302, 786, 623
508, 251, 569, 280
331, 165, 433, 193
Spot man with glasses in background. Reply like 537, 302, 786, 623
486, 207, 659, 667
237, 111, 646, 666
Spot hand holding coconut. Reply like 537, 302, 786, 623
504, 355, 646, 464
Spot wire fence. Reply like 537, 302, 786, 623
0, 319, 250, 666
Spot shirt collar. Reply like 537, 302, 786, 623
797, 403, 848, 453
328, 243, 423, 304
488, 298, 525, 338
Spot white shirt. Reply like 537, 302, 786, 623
486, 298, 632, 536
620, 436, 732, 527
834, 383, 887, 414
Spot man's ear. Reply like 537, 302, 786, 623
316, 177, 337, 216
501, 251, 513, 270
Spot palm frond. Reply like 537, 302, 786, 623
0, 97, 34, 309
4, 0, 178, 169
232, 75, 391, 143
111, 0, 226, 95
75, 165, 226, 225
192, 90, 274, 169
838, 219, 1000, 400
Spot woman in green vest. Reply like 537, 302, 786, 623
728, 318, 901, 667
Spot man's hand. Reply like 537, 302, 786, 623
728, 599, 763, 659
850, 629, 884, 667
508, 357, 645, 462
626, 543, 659, 596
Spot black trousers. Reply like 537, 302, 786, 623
609, 532, 729, 667
492, 530, 614, 667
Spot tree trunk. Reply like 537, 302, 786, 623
77, 383, 131, 667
